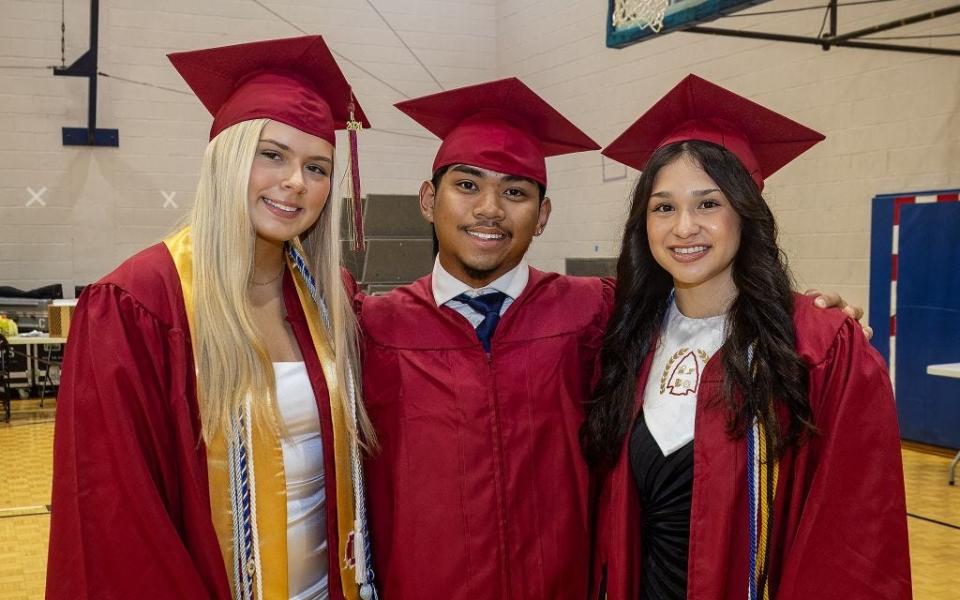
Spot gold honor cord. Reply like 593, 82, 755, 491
165, 228, 289, 599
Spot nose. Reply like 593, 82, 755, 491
473, 187, 504, 221
282, 165, 306, 195
673, 207, 700, 238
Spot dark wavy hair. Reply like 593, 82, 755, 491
581, 140, 814, 468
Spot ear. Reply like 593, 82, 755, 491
419, 180, 437, 224
534, 196, 552, 236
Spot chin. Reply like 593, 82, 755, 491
674, 275, 710, 288
254, 226, 300, 245
661, 265, 700, 284
458, 258, 504, 280
466, 258, 500, 272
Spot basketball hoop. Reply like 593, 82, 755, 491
611, 0, 670, 33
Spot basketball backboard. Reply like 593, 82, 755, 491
606, 0, 773, 48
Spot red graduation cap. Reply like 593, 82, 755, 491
601, 74, 824, 190
167, 35, 369, 144
395, 77, 599, 186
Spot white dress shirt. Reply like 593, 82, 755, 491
430, 257, 529, 328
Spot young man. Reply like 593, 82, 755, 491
357, 78, 603, 600
356, 78, 862, 600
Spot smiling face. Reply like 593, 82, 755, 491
247, 120, 334, 245
646, 154, 742, 307
420, 164, 551, 288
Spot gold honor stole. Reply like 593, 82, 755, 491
164, 228, 360, 600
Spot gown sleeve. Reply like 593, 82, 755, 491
776, 317, 912, 599
46, 284, 222, 599
594, 277, 618, 387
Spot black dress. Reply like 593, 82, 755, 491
629, 414, 694, 600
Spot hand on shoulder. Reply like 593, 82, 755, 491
803, 288, 872, 340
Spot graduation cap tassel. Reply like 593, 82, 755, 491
346, 101, 365, 252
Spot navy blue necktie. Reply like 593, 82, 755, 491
454, 291, 508, 353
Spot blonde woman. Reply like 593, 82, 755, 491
47, 36, 377, 600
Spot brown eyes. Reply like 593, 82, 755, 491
650, 200, 722, 213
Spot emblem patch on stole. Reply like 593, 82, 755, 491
660, 347, 711, 396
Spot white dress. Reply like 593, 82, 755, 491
274, 361, 328, 600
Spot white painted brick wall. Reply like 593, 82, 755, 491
498, 0, 960, 319
0, 0, 495, 294
2, 0, 958, 319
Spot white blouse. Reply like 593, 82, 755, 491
274, 362, 328, 600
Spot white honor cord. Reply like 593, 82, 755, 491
227, 397, 262, 600
227, 422, 244, 600
243, 395, 265, 600
347, 367, 370, 583
317, 299, 372, 586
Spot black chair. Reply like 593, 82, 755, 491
36, 343, 62, 407
0, 333, 63, 419
0, 334, 11, 423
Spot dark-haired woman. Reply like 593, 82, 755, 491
582, 75, 911, 600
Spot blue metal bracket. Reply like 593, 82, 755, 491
53, 0, 119, 147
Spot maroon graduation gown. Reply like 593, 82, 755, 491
358, 268, 615, 600
46, 243, 350, 600
592, 294, 912, 599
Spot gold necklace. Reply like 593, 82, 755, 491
251, 263, 284, 286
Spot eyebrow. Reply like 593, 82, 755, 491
259, 138, 333, 164
502, 174, 539, 188
449, 165, 537, 187
450, 164, 485, 178
651, 188, 722, 199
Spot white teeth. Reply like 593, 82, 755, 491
468, 231, 504, 240
673, 246, 707, 255
263, 197, 298, 213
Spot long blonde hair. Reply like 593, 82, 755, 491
188, 118, 374, 448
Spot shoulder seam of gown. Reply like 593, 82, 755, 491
85, 282, 177, 332
807, 316, 855, 370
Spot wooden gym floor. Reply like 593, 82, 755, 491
1, 400, 958, 599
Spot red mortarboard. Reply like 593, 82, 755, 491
395, 77, 599, 186
601, 74, 824, 190
168, 35, 369, 144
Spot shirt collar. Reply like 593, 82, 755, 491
431, 256, 529, 306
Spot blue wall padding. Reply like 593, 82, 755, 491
896, 203, 960, 447
869, 195, 895, 362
